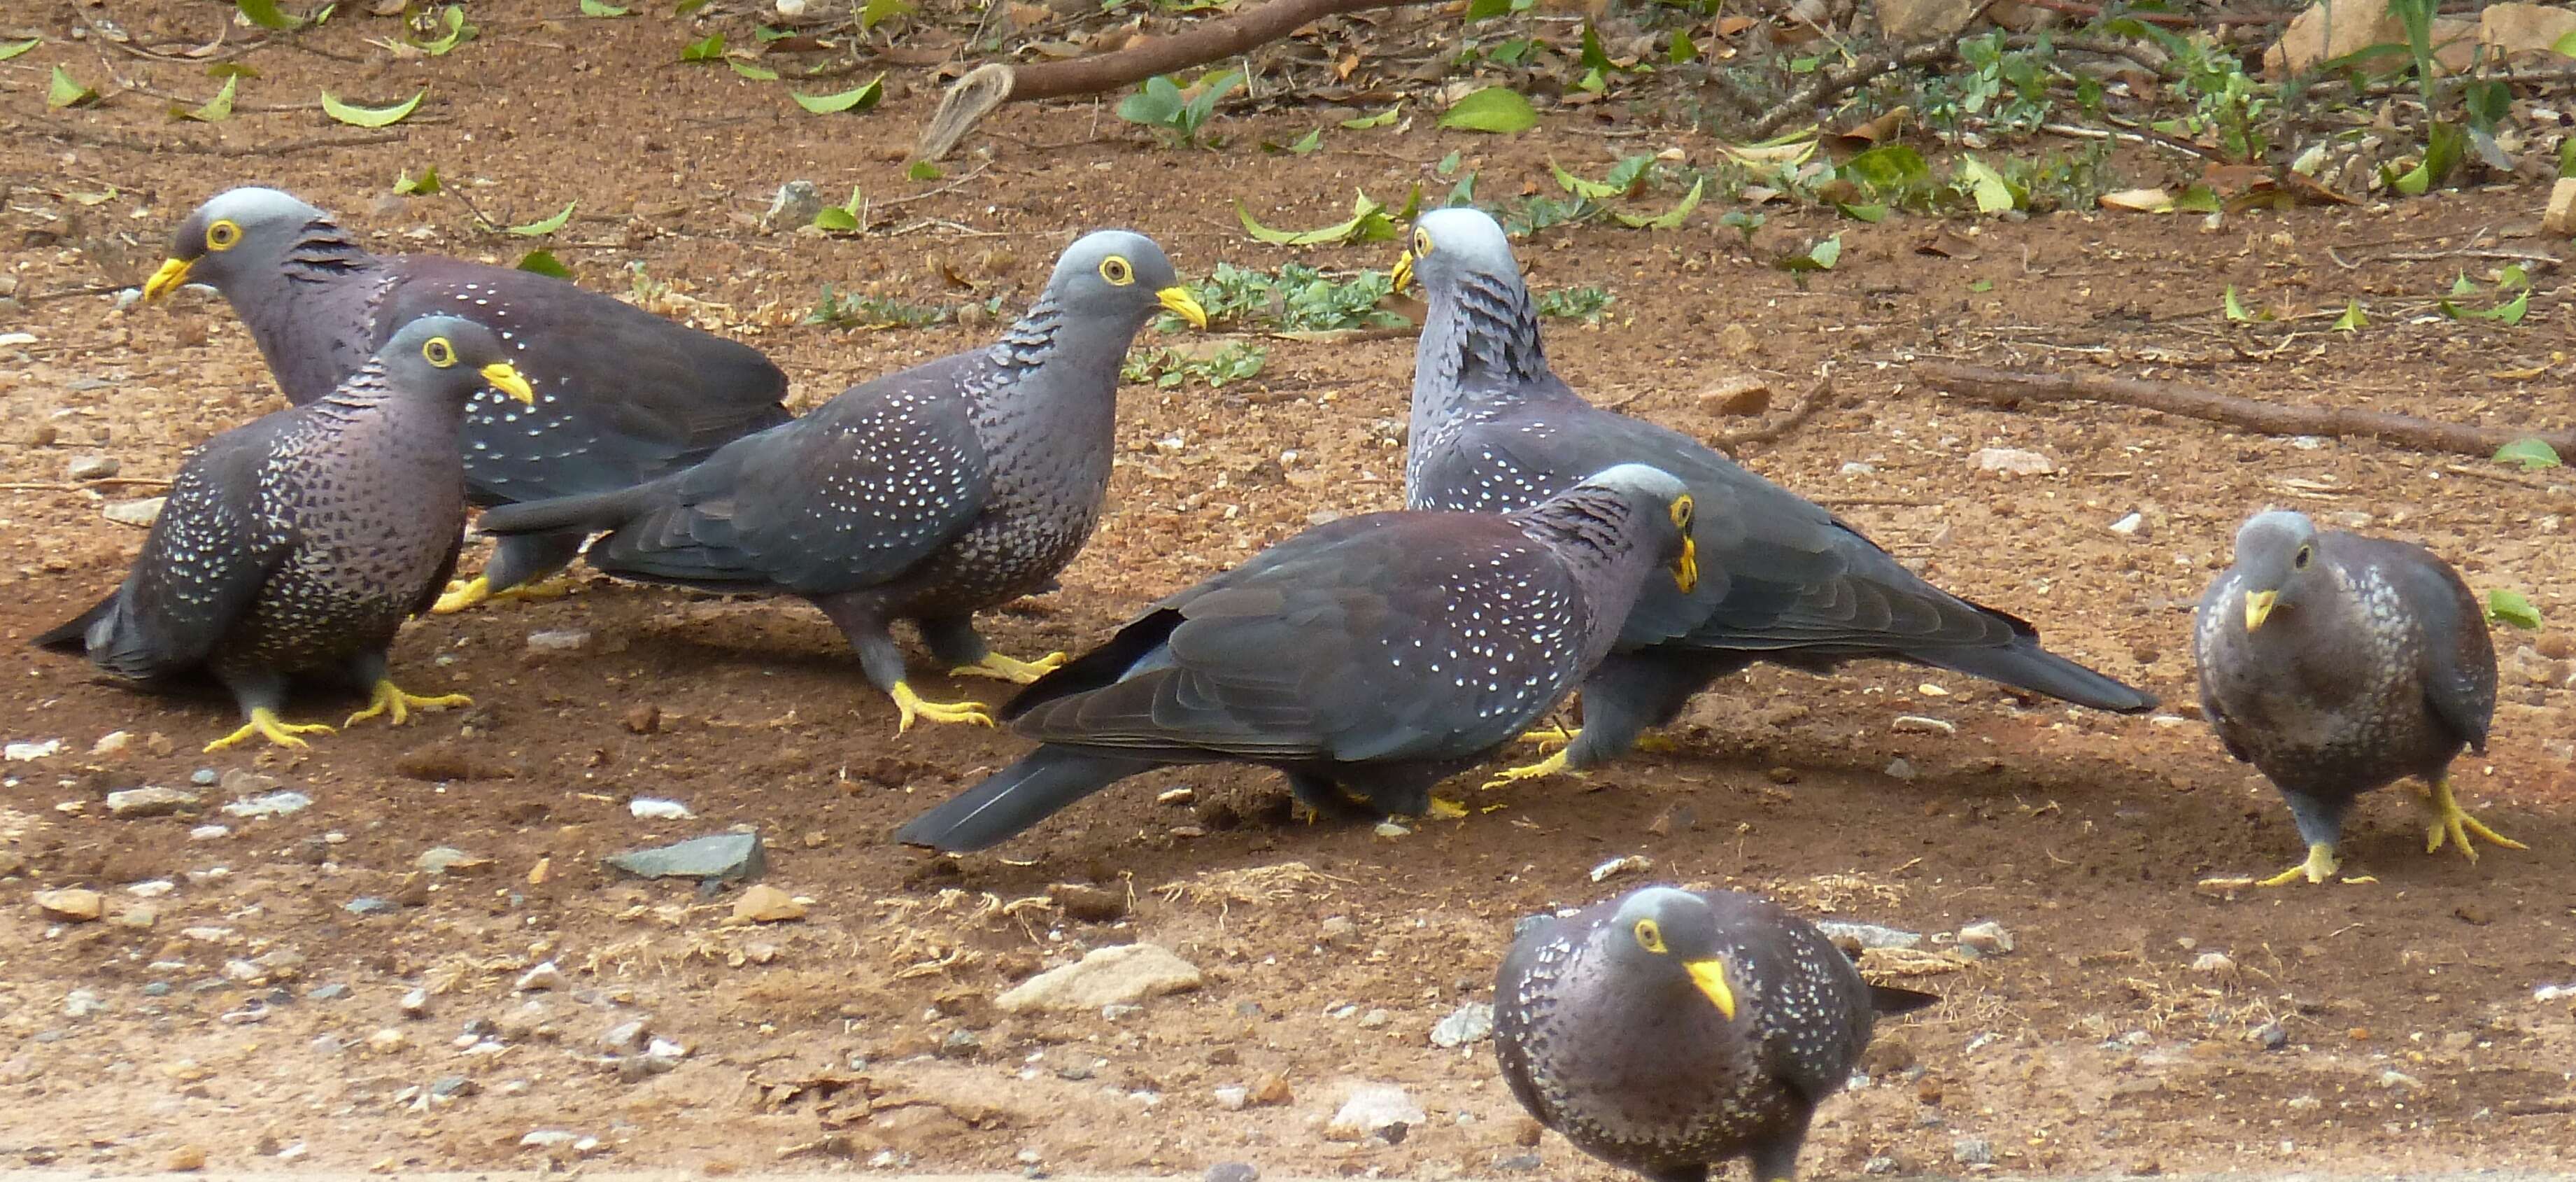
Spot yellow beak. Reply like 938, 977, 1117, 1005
2244, 589, 2278, 631
143, 257, 194, 302
1156, 286, 1208, 330
1391, 249, 1415, 293
1673, 535, 1698, 594
1684, 957, 1736, 1020
480, 361, 536, 405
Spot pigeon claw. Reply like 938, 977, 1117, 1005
204, 708, 337, 753
2256, 841, 2340, 887
2420, 777, 2525, 864
949, 650, 1070, 684
431, 575, 576, 614
891, 682, 994, 733
1482, 750, 1580, 791
345, 680, 473, 729
1516, 724, 1578, 752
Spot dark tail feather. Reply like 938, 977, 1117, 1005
1870, 984, 1941, 1015
893, 747, 1157, 852
33, 593, 116, 656
476, 484, 660, 537
1916, 640, 2157, 714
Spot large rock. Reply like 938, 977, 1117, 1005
1877, 0, 1987, 43
2266, 0, 2405, 77
602, 832, 766, 882
2481, 3, 2576, 62
995, 943, 1202, 1013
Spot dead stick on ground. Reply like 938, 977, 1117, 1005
916, 0, 1423, 160
1916, 362, 2575, 459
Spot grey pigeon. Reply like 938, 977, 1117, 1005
1396, 206, 2153, 776
891, 464, 1701, 852
143, 187, 790, 612
36, 316, 535, 752
476, 231, 1207, 732
2194, 509, 2520, 885
1496, 885, 1936, 1182
1494, 885, 1937, 1182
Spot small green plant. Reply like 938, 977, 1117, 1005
1163, 262, 1403, 334
2155, 31, 2275, 164
1116, 69, 1242, 146
803, 286, 990, 329
1123, 342, 1267, 388
1913, 31, 2055, 138
1536, 286, 1615, 323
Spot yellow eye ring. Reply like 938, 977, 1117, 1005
1098, 255, 1134, 286
1412, 227, 1433, 255
422, 337, 456, 367
1633, 918, 1666, 955
206, 219, 243, 251
1670, 493, 1694, 530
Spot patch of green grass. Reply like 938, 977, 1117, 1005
1124, 342, 1268, 389
1163, 262, 1403, 334
1536, 286, 1615, 323
802, 286, 998, 329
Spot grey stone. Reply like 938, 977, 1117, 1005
102, 497, 164, 527
762, 181, 825, 232
525, 628, 591, 653
1325, 1084, 1424, 1141
1956, 920, 2016, 955
63, 990, 105, 1018
1203, 1164, 1259, 1182
400, 987, 430, 1018
66, 453, 119, 481
106, 786, 201, 819
1816, 920, 1925, 952
1951, 1137, 1993, 1165
190, 768, 218, 786
429, 1074, 476, 1098
307, 983, 350, 1001
344, 897, 395, 916
141, 981, 172, 997
996, 943, 1201, 1013
223, 791, 312, 818
602, 832, 766, 882
1429, 1001, 1494, 1048
938, 1029, 982, 1059
1494, 1153, 1542, 1172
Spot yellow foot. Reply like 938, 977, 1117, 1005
1482, 750, 1583, 791
2256, 841, 2341, 887
1517, 724, 1578, 752
1426, 797, 1468, 819
204, 708, 336, 753
344, 679, 473, 729
949, 650, 1070, 684
2420, 777, 2526, 864
890, 680, 993, 733
429, 575, 576, 614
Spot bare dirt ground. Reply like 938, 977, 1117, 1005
6, 2, 2575, 1178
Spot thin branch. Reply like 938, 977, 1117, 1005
1741, 41, 1958, 141
1916, 362, 2574, 458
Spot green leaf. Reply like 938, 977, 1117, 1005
1613, 176, 1704, 230
1551, 161, 1622, 201
206, 63, 260, 79
1179, 69, 1243, 131
412, 5, 474, 55
1967, 277, 1994, 293
2171, 183, 2222, 213
236, 0, 304, 30
2498, 263, 2531, 290
2222, 286, 2255, 323
2554, 27, 2576, 57
321, 88, 425, 127
1841, 144, 1927, 191
580, 0, 631, 15
1955, 155, 2020, 214
1440, 87, 1537, 134
2486, 589, 2543, 631
1667, 29, 1696, 64
1117, 75, 1184, 126
2488, 288, 2530, 325
514, 249, 572, 279
859, 0, 916, 29
2449, 272, 2477, 297
0, 38, 40, 61
674, 0, 709, 13
1284, 127, 1322, 155
792, 76, 882, 113
1435, 150, 1461, 177
47, 66, 99, 109
729, 59, 779, 80
174, 75, 237, 122
907, 160, 944, 181
681, 32, 726, 60
2332, 297, 2365, 332
497, 202, 577, 237
812, 206, 859, 232
2494, 437, 2561, 472
1578, 23, 1614, 73
1837, 202, 1888, 223
1234, 190, 1398, 247
393, 165, 441, 195
1464, 0, 1511, 19
1339, 105, 1399, 129
1778, 234, 1841, 272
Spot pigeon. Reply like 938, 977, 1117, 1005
141, 186, 791, 612
2194, 509, 2520, 885
1395, 206, 2153, 776
891, 463, 1702, 852
35, 316, 535, 752
1495, 885, 1937, 1182
474, 230, 1208, 732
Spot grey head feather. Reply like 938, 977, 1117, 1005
1406, 206, 1550, 409
989, 230, 1188, 370
369, 315, 521, 407
162, 186, 367, 297
2227, 508, 2323, 612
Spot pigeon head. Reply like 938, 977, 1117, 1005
1394, 206, 1521, 297
1569, 463, 1699, 594
2230, 509, 2323, 631
376, 316, 535, 407
1043, 230, 1205, 330
1606, 887, 1738, 1020
145, 187, 338, 302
